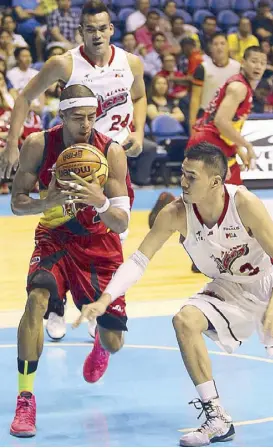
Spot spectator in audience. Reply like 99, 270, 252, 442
7, 47, 44, 115
0, 57, 17, 99
35, 0, 58, 16
166, 16, 198, 51
192, 16, 217, 55
12, 0, 47, 51
0, 29, 16, 70
46, 0, 80, 48
135, 10, 160, 53
45, 41, 67, 58
126, 0, 150, 33
189, 33, 240, 133
147, 75, 185, 125
178, 37, 203, 78
260, 38, 273, 77
158, 0, 177, 35
140, 32, 168, 78
253, 78, 271, 112
157, 53, 188, 99
228, 18, 259, 63
2, 14, 28, 48
252, 1, 273, 41
122, 32, 144, 56
0, 70, 14, 194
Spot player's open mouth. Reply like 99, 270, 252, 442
93, 42, 103, 47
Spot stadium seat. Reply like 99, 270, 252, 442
217, 10, 239, 31
117, 8, 135, 24
193, 9, 214, 27
185, 0, 208, 14
150, 0, 161, 7
176, 9, 193, 23
231, 0, 255, 13
208, 0, 231, 14
227, 26, 238, 34
71, 0, 84, 6
151, 116, 186, 142
111, 27, 122, 42
112, 0, 135, 11
242, 10, 257, 21
109, 10, 118, 25
160, 0, 185, 7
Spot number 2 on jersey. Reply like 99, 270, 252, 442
110, 114, 130, 131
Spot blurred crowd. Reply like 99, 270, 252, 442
0, 0, 273, 191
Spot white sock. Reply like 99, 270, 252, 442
196, 380, 220, 404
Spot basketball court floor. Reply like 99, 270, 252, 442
1, 188, 273, 447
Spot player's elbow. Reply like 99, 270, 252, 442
214, 114, 226, 129
116, 217, 129, 234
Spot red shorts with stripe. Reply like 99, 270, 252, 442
187, 131, 242, 186
27, 225, 127, 331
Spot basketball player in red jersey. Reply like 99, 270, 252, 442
9, 84, 131, 438
1, 0, 146, 178
188, 45, 267, 185
147, 46, 267, 236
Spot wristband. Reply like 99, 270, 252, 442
94, 197, 110, 214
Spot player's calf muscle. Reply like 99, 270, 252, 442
26, 288, 50, 319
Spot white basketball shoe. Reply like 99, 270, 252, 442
180, 399, 235, 447
46, 308, 97, 340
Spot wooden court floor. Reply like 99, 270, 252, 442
0, 211, 207, 312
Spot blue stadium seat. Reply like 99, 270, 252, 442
150, 0, 161, 7
242, 10, 257, 21
227, 26, 238, 34
71, 0, 84, 6
208, 0, 231, 14
117, 7, 135, 23
193, 9, 214, 26
109, 10, 118, 25
217, 10, 239, 31
112, 0, 135, 10
151, 116, 186, 143
176, 9, 193, 23
231, 0, 254, 13
160, 0, 185, 7
185, 0, 208, 13
111, 27, 122, 42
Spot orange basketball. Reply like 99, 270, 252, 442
55, 143, 108, 187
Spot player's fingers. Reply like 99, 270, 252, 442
70, 171, 89, 187
72, 315, 84, 329
5, 163, 13, 179
62, 190, 85, 197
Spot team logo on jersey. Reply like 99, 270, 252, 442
30, 256, 40, 265
211, 244, 249, 275
96, 93, 128, 120
195, 230, 203, 241
225, 232, 237, 239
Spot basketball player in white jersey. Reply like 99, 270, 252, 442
1, 0, 146, 340
1, 0, 146, 177
73, 142, 273, 446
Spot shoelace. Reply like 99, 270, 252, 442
189, 399, 219, 433
93, 339, 109, 369
16, 397, 35, 424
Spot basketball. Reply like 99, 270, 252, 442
55, 143, 108, 187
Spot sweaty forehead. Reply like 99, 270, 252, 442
82, 12, 110, 27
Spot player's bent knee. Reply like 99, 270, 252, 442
99, 329, 124, 354
173, 305, 207, 334
26, 288, 50, 317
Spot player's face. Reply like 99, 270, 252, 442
242, 51, 267, 81
62, 106, 97, 143
80, 13, 114, 56
181, 159, 215, 204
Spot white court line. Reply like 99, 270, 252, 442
179, 416, 273, 433
0, 342, 273, 364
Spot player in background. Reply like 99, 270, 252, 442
10, 84, 131, 438
75, 142, 273, 446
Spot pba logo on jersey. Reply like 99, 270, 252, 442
30, 256, 40, 265
211, 244, 249, 275
96, 92, 128, 120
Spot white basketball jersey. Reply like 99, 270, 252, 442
66, 45, 134, 144
182, 184, 273, 283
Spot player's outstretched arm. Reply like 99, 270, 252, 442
11, 132, 70, 215
214, 82, 256, 168
1, 54, 70, 179
72, 203, 180, 327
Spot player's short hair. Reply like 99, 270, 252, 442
60, 85, 96, 102
80, 0, 110, 24
243, 46, 263, 60
186, 142, 228, 182
14, 46, 30, 59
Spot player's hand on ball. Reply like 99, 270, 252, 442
72, 301, 108, 329
122, 132, 143, 157
60, 171, 106, 208
45, 172, 71, 208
